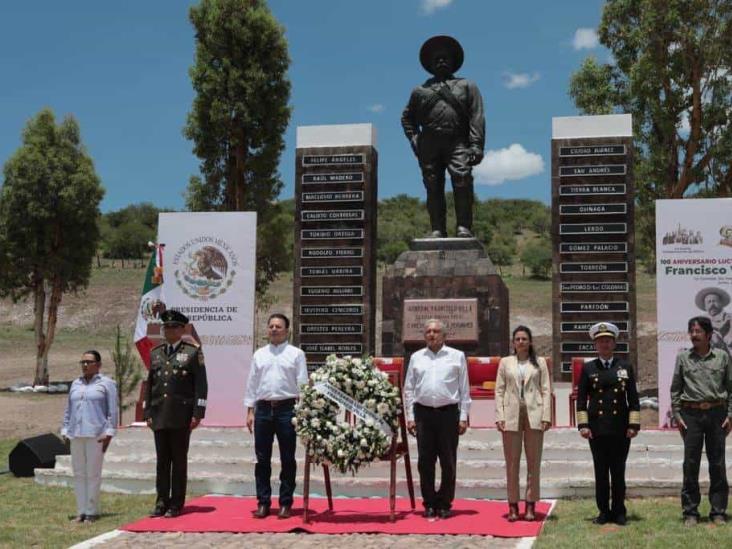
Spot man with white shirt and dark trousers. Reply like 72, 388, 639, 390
405, 318, 471, 519
245, 313, 308, 519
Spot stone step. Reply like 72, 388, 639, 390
115, 425, 694, 445
107, 436, 694, 462
34, 466, 712, 500
52, 453, 722, 481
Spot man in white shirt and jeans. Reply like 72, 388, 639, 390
405, 318, 471, 519
244, 313, 308, 519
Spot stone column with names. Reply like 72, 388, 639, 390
293, 124, 377, 370
551, 114, 637, 379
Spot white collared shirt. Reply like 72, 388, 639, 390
243, 342, 308, 407
404, 344, 471, 421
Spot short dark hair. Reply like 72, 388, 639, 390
268, 313, 290, 330
83, 350, 102, 363
688, 316, 713, 335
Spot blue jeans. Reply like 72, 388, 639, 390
254, 399, 297, 507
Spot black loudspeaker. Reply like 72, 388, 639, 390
9, 433, 70, 477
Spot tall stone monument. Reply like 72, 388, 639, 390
293, 124, 378, 369
551, 114, 637, 380
384, 35, 508, 359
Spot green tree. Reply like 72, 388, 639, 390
184, 0, 291, 297
101, 202, 164, 264
521, 237, 552, 279
487, 224, 515, 274
377, 195, 430, 263
111, 325, 144, 424
569, 0, 732, 269
0, 109, 104, 385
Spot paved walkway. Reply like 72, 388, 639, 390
80, 531, 528, 548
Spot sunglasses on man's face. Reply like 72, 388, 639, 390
79, 360, 98, 366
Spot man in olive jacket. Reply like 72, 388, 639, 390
144, 310, 208, 518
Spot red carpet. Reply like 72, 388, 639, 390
121, 496, 552, 537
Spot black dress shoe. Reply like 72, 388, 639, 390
438, 508, 453, 519
253, 503, 270, 518
150, 506, 167, 517
277, 505, 292, 519
593, 513, 610, 525
83, 515, 99, 523
423, 507, 436, 518
614, 514, 627, 526
164, 508, 181, 518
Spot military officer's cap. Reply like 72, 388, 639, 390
161, 310, 189, 326
589, 322, 619, 340
420, 35, 464, 74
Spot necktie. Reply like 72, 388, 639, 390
604, 360, 611, 369
168, 345, 175, 356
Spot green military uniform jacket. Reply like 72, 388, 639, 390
144, 341, 208, 430
576, 357, 641, 437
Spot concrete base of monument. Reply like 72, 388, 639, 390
35, 426, 726, 499
381, 239, 510, 357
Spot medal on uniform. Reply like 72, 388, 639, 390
617, 368, 628, 380
177, 353, 189, 364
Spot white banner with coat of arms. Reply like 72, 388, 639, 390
159, 212, 256, 425
656, 198, 732, 427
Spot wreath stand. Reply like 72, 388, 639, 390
301, 365, 415, 523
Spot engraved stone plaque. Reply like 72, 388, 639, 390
402, 298, 478, 343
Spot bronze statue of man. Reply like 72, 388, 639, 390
401, 35, 485, 238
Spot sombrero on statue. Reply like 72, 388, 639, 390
695, 287, 731, 310
419, 35, 464, 74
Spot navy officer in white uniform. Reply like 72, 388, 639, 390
244, 313, 308, 519
404, 318, 471, 519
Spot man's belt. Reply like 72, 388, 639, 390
257, 398, 296, 407
415, 402, 458, 411
681, 400, 726, 410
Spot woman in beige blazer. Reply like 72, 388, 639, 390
495, 325, 552, 521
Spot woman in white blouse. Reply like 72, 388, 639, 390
61, 350, 118, 523
495, 326, 552, 522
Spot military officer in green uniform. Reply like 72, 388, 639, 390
144, 310, 208, 518
576, 322, 640, 526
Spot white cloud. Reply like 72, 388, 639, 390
572, 28, 599, 50
474, 144, 544, 185
367, 104, 385, 113
503, 71, 540, 89
421, 0, 454, 15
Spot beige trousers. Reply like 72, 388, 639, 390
501, 402, 544, 503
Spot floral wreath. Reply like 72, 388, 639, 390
293, 354, 401, 475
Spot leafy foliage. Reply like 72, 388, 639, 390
521, 237, 553, 279
184, 0, 292, 298
0, 109, 104, 384
111, 325, 144, 424
569, 0, 732, 269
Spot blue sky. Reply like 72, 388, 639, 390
0, 0, 609, 212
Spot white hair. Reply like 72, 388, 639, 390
423, 318, 445, 332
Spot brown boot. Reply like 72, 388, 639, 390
507, 503, 519, 522
524, 501, 536, 521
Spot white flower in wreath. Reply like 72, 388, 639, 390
360, 438, 368, 447
352, 358, 362, 367
377, 402, 390, 416
310, 418, 321, 428
356, 380, 366, 389
365, 418, 374, 426
337, 449, 345, 457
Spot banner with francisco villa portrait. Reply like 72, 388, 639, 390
158, 212, 257, 426
656, 198, 732, 427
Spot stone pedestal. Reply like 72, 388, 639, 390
381, 238, 509, 358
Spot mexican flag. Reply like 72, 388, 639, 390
134, 246, 164, 369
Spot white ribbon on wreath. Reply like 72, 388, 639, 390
313, 381, 393, 437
